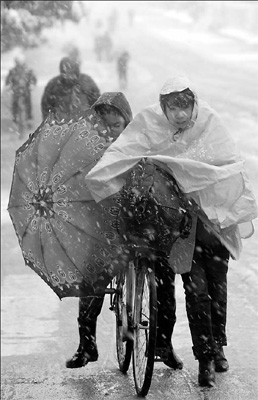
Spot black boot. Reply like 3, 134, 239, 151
66, 320, 98, 369
155, 343, 183, 370
66, 295, 105, 368
198, 359, 216, 387
155, 256, 182, 369
163, 345, 183, 370
214, 347, 229, 372
65, 341, 98, 368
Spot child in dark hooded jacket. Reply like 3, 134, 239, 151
66, 92, 133, 368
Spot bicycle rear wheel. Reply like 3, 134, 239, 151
115, 263, 134, 373
132, 258, 157, 397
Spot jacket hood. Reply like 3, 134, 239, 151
160, 75, 198, 126
160, 75, 197, 95
92, 92, 133, 126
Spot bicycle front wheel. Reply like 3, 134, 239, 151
115, 263, 134, 373
132, 258, 157, 397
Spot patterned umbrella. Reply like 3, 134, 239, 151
8, 110, 128, 299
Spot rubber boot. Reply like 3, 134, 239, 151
155, 256, 183, 370
155, 325, 183, 370
66, 319, 98, 368
66, 295, 104, 369
198, 359, 216, 387
214, 346, 229, 372
163, 344, 183, 370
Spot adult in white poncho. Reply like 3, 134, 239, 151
85, 76, 257, 387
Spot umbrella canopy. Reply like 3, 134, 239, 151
8, 111, 129, 299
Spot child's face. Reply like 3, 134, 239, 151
102, 113, 126, 140
165, 104, 193, 129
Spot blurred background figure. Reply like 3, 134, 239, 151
5, 53, 37, 127
94, 34, 103, 62
128, 8, 135, 26
41, 56, 101, 121
117, 50, 130, 89
107, 8, 118, 33
63, 43, 81, 65
102, 31, 113, 61
94, 32, 113, 62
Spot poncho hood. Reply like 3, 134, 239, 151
92, 92, 133, 127
159, 75, 198, 128
160, 75, 196, 95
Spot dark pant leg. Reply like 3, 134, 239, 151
78, 295, 105, 344
79, 295, 105, 324
155, 256, 176, 347
25, 92, 32, 119
182, 250, 215, 360
78, 271, 112, 344
206, 245, 229, 347
12, 95, 19, 121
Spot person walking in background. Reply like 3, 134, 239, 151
117, 51, 130, 89
128, 9, 135, 26
41, 56, 100, 121
94, 33, 113, 62
107, 8, 118, 33
5, 53, 37, 126
85, 75, 257, 387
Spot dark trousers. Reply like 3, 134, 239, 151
78, 256, 177, 348
181, 220, 229, 361
12, 92, 32, 121
155, 256, 176, 348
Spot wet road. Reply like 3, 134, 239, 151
1, 209, 258, 399
1, 3, 258, 399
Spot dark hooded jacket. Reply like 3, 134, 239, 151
91, 91, 133, 128
41, 57, 101, 121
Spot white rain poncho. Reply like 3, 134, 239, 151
85, 76, 257, 269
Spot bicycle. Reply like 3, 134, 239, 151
106, 159, 193, 396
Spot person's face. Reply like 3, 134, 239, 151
165, 104, 193, 129
102, 113, 126, 140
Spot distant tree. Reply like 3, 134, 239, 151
1, 1, 81, 53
